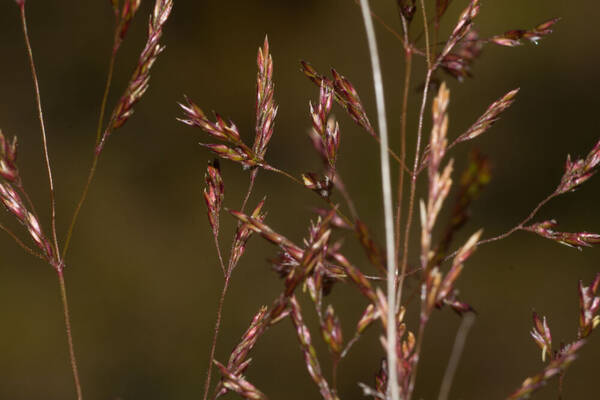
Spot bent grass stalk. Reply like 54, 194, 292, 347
17, 2, 81, 398
3, 1, 172, 399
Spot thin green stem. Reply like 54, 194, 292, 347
57, 268, 83, 400
18, 2, 60, 260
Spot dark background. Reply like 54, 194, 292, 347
0, 1, 599, 399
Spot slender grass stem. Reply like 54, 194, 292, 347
202, 174, 257, 400
212, 232, 227, 277
262, 164, 303, 185
398, 0, 433, 304
96, 46, 119, 144
398, 67, 432, 308
63, 33, 121, 259
202, 274, 231, 400
445, 192, 557, 261
438, 313, 476, 400
357, 1, 398, 399
394, 47, 412, 266
18, 2, 60, 260
333, 173, 358, 220
57, 268, 83, 400
62, 155, 99, 257
399, 4, 432, 398
420, 0, 432, 71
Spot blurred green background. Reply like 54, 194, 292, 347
0, 0, 599, 399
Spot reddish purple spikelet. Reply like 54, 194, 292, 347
422, 230, 481, 318
97, 0, 173, 153
357, 303, 380, 335
0, 183, 53, 260
441, 30, 483, 81
180, 98, 261, 169
181, 38, 279, 170
0, 130, 53, 261
530, 312, 553, 362
420, 83, 453, 271
203, 159, 224, 237
213, 308, 272, 400
300, 61, 375, 137
331, 68, 374, 136
253, 36, 278, 160
331, 252, 378, 304
313, 208, 351, 229
310, 84, 339, 170
214, 360, 268, 400
397, 0, 416, 23
290, 297, 336, 400
524, 220, 600, 250
116, 0, 142, 43
455, 88, 520, 143
230, 198, 267, 268
229, 208, 301, 255
578, 273, 600, 338
555, 137, 600, 194
301, 172, 333, 199
507, 340, 584, 400
440, 0, 480, 58
0, 130, 19, 182
321, 304, 343, 356
355, 219, 386, 273
490, 17, 561, 47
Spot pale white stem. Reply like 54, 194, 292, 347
438, 313, 476, 400
358, 1, 398, 399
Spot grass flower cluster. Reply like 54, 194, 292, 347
1, 1, 599, 399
